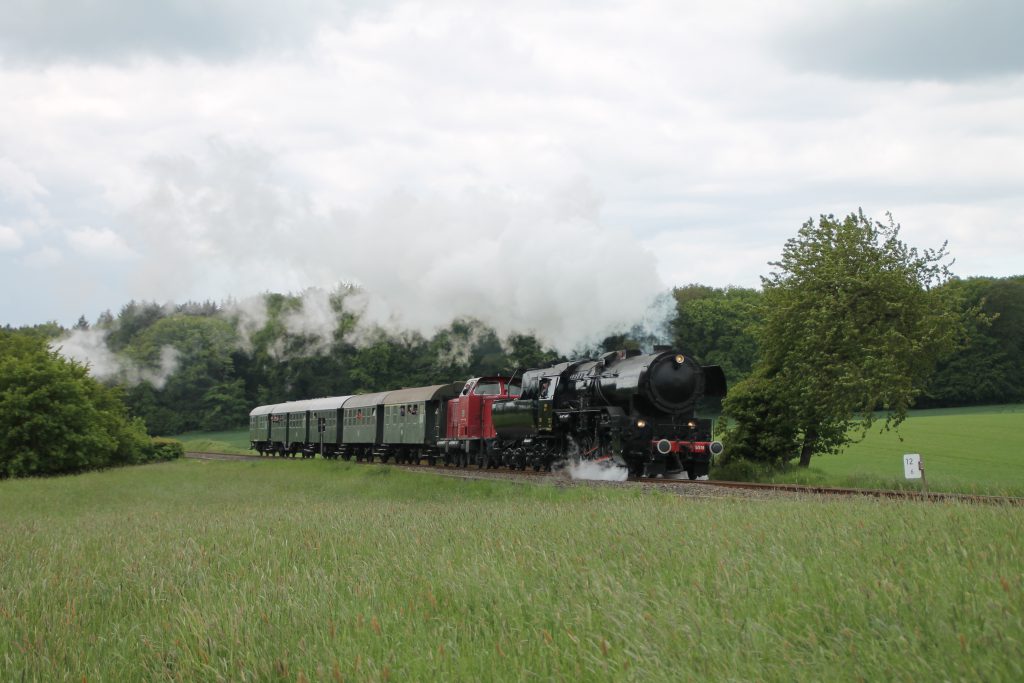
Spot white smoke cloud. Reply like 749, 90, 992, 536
565, 460, 629, 482
225, 287, 352, 359
225, 294, 272, 353
53, 327, 180, 389
124, 142, 666, 353
279, 287, 344, 355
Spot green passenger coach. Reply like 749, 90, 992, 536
306, 395, 352, 458
281, 399, 320, 457
381, 383, 464, 463
249, 403, 280, 455
269, 403, 290, 455
340, 391, 390, 461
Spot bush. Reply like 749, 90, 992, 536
145, 438, 185, 462
720, 370, 799, 465
711, 458, 775, 482
0, 330, 153, 478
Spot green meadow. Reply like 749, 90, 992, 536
2, 459, 1022, 682
174, 428, 254, 455
765, 405, 1024, 496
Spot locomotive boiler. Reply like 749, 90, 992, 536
490, 348, 726, 477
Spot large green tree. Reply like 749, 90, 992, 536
724, 211, 971, 467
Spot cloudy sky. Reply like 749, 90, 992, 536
2, 0, 1022, 346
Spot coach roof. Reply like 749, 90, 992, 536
305, 395, 354, 412
342, 391, 392, 409
383, 383, 465, 405
278, 399, 322, 414
249, 403, 282, 417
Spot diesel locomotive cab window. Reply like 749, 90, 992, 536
507, 382, 522, 397
474, 381, 502, 396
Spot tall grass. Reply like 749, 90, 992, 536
2, 460, 1022, 681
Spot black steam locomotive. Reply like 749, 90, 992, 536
490, 348, 726, 478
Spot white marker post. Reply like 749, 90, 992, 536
903, 453, 928, 494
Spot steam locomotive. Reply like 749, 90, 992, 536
487, 348, 726, 477
249, 347, 725, 478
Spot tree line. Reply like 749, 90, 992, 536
672, 274, 1024, 410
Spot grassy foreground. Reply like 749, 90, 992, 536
2, 460, 1022, 682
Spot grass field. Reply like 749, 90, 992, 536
1, 459, 1022, 681
174, 428, 253, 455
764, 404, 1024, 496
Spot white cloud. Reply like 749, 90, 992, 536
0, 158, 48, 202
2, 0, 1023, 332
0, 225, 23, 251
24, 246, 63, 268
0, 0, 363, 63
66, 226, 138, 260
775, 0, 1024, 81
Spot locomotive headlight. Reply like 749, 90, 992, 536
687, 420, 696, 429
674, 354, 685, 365
636, 419, 647, 428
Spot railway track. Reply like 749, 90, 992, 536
184, 451, 1024, 506
638, 476, 1024, 506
